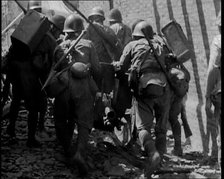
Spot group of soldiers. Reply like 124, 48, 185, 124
1, 1, 221, 178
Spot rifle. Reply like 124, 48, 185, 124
41, 30, 86, 90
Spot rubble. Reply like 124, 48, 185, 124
1, 109, 221, 179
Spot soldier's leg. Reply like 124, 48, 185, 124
154, 86, 172, 156
38, 94, 47, 131
181, 95, 192, 139
168, 96, 183, 156
54, 90, 73, 156
6, 83, 22, 137
134, 97, 161, 178
71, 92, 94, 176
26, 105, 40, 147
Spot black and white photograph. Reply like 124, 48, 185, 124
1, 0, 221, 178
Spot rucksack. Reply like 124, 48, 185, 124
149, 35, 190, 97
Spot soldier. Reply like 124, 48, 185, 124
85, 6, 121, 92
107, 8, 133, 144
6, 2, 58, 147
49, 14, 66, 44
205, 11, 221, 167
108, 8, 132, 49
53, 14, 100, 176
85, 6, 122, 131
113, 21, 172, 178
168, 61, 191, 156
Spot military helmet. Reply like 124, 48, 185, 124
216, 11, 221, 26
132, 21, 154, 39
63, 14, 84, 33
108, 8, 122, 22
49, 15, 66, 31
88, 7, 105, 20
28, 0, 41, 10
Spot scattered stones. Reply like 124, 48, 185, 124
1, 109, 221, 179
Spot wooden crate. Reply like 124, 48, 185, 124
11, 10, 51, 54
161, 20, 192, 63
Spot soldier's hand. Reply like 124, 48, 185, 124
112, 61, 121, 71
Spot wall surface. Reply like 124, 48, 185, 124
1, 0, 221, 152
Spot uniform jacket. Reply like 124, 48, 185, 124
118, 38, 167, 90
84, 22, 122, 63
54, 37, 101, 89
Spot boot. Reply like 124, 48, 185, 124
144, 142, 161, 179
145, 151, 161, 179
172, 136, 183, 156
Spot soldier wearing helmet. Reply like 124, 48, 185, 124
107, 8, 133, 144
113, 20, 173, 178
205, 10, 221, 168
85, 7, 123, 132
49, 14, 66, 44
5, 7, 59, 147
53, 14, 101, 176
108, 8, 132, 49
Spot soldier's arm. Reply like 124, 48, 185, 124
115, 42, 133, 75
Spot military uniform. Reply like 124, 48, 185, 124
85, 22, 121, 93
53, 36, 100, 173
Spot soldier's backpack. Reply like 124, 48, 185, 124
149, 35, 190, 97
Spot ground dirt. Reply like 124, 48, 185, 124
1, 101, 221, 179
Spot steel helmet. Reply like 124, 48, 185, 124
28, 0, 41, 10
49, 15, 66, 31
88, 7, 105, 20
108, 8, 122, 22
132, 21, 154, 39
63, 14, 84, 33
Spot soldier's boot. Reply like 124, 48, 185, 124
155, 133, 167, 157
170, 120, 183, 156
27, 111, 41, 148
144, 141, 161, 179
172, 136, 183, 157
72, 126, 89, 176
